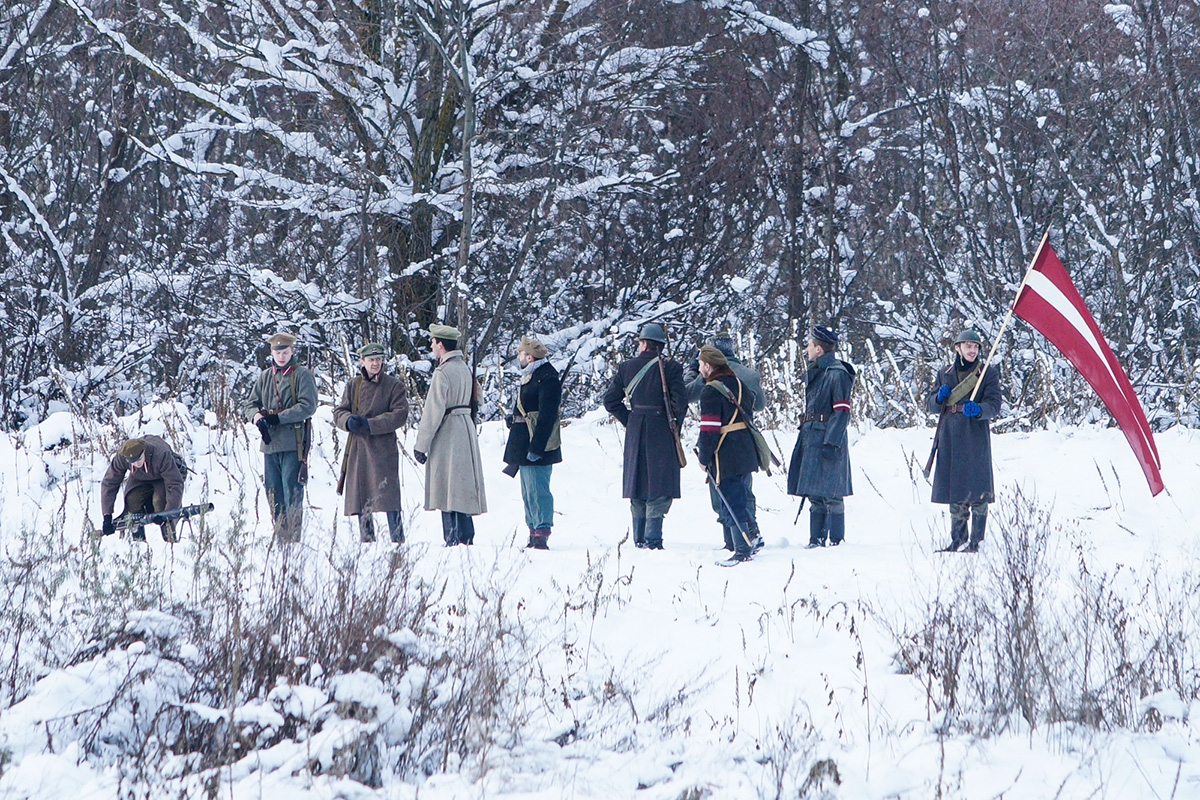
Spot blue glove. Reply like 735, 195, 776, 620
347, 414, 370, 434
413, 450, 428, 464
962, 400, 981, 418
526, 451, 542, 462
936, 385, 951, 404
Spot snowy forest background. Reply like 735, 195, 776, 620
5, 0, 1200, 430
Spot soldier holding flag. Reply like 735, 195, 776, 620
926, 329, 1004, 552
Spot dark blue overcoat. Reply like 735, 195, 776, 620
602, 352, 688, 500
787, 352, 855, 499
926, 360, 1003, 504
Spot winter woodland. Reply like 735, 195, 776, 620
4, 0, 1200, 798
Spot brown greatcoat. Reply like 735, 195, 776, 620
99, 434, 185, 515
333, 369, 410, 514
414, 350, 487, 515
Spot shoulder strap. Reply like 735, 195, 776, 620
624, 356, 660, 400
946, 367, 980, 405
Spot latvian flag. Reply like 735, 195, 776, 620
1011, 235, 1164, 496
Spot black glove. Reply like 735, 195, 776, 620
936, 385, 951, 404
526, 451, 542, 462
102, 514, 115, 536
347, 414, 370, 434
256, 418, 272, 444
414, 450, 428, 464
688, 358, 700, 374
504, 414, 514, 429
261, 413, 281, 426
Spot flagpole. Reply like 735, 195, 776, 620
969, 229, 1050, 401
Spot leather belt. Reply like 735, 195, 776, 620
798, 413, 830, 424
631, 404, 665, 415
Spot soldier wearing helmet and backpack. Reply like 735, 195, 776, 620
602, 322, 688, 550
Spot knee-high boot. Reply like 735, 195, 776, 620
807, 508, 828, 547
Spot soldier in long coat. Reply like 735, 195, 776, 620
601, 322, 687, 549
333, 342, 410, 543
926, 329, 1003, 552
414, 324, 487, 546
685, 329, 766, 549
787, 326, 856, 548
99, 435, 186, 542
696, 346, 759, 562
241, 331, 318, 543
502, 335, 562, 550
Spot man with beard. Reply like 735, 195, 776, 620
927, 329, 1004, 552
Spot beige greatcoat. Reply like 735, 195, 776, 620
414, 350, 487, 515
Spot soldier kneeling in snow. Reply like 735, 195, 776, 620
99, 436, 186, 542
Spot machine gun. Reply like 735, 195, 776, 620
107, 503, 215, 534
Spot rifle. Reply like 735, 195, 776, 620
694, 448, 752, 548
923, 406, 949, 480
112, 503, 215, 531
658, 339, 687, 469
337, 335, 358, 495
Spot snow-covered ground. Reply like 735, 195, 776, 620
1, 401, 1199, 799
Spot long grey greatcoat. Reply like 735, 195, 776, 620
926, 358, 1003, 505
787, 352, 856, 499
414, 350, 487, 515
100, 434, 185, 515
241, 358, 318, 454
602, 351, 688, 500
333, 369, 410, 514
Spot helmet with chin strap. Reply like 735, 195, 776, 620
954, 329, 983, 345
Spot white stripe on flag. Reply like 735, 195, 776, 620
1023, 269, 1135, 406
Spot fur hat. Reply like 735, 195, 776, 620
710, 329, 736, 358
117, 438, 147, 461
518, 335, 549, 359
697, 345, 728, 366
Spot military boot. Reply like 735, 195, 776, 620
387, 511, 404, 544
644, 517, 665, 550
530, 527, 551, 550
828, 513, 845, 546
939, 517, 969, 552
442, 512, 460, 546
525, 525, 537, 548
963, 514, 987, 552
632, 516, 647, 548
721, 523, 735, 551
359, 514, 377, 543
806, 508, 828, 548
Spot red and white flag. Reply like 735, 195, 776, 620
1011, 236, 1164, 496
